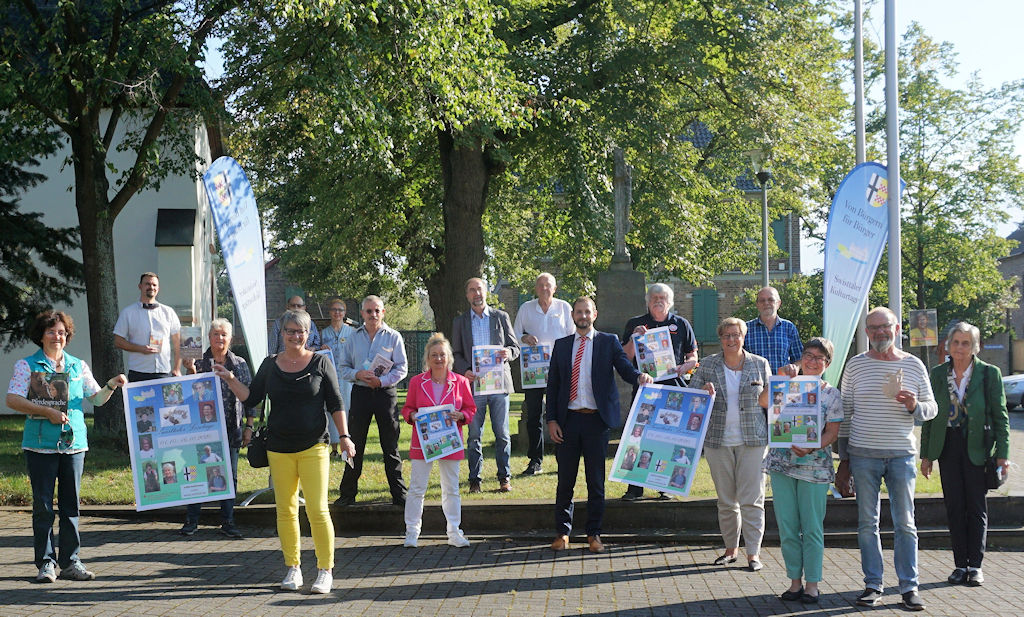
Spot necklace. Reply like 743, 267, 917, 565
430, 373, 447, 384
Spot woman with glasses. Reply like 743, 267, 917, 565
400, 333, 476, 548
215, 310, 354, 595
688, 317, 772, 572
760, 337, 843, 604
5, 310, 126, 583
921, 322, 1011, 587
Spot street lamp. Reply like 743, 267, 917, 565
744, 150, 771, 288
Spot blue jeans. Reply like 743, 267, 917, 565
25, 450, 85, 569
186, 448, 240, 525
467, 393, 511, 482
849, 454, 919, 593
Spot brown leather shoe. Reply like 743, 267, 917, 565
499, 478, 512, 492
587, 535, 605, 553
551, 535, 570, 551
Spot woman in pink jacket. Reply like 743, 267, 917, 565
401, 333, 476, 548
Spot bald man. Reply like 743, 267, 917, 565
268, 295, 321, 354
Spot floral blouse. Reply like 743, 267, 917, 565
763, 382, 843, 484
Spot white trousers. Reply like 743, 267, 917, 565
704, 444, 768, 556
404, 458, 463, 538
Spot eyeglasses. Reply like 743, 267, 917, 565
283, 328, 306, 337
45, 329, 68, 338
866, 323, 895, 332
288, 303, 305, 309
803, 353, 828, 364
57, 423, 74, 452
719, 333, 743, 340
428, 353, 447, 359
329, 308, 345, 313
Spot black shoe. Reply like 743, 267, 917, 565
392, 496, 406, 507
655, 491, 672, 500
856, 588, 882, 607
747, 558, 763, 572
521, 462, 542, 476
469, 480, 482, 494
220, 523, 243, 539
901, 590, 925, 611
780, 587, 803, 601
948, 568, 967, 585
333, 496, 355, 507
621, 492, 639, 502
966, 568, 984, 586
712, 554, 737, 566
800, 592, 819, 604
179, 522, 198, 536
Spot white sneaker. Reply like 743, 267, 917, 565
310, 569, 333, 594
36, 562, 56, 583
280, 565, 303, 591
447, 532, 470, 548
404, 530, 419, 548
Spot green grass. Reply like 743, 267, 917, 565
0, 392, 941, 505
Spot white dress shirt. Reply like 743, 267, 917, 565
567, 328, 597, 410
513, 298, 575, 345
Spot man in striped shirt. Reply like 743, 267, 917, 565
837, 307, 937, 612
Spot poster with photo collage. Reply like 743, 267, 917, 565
609, 383, 715, 496
767, 376, 823, 448
122, 373, 235, 511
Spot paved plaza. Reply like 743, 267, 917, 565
3, 510, 1023, 617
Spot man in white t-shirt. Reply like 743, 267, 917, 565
513, 273, 574, 476
113, 272, 181, 382
837, 307, 937, 612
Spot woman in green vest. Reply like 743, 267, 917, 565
5, 311, 126, 584
921, 321, 1010, 587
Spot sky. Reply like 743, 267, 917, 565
800, 0, 1024, 272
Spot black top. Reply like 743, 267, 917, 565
621, 312, 698, 390
243, 353, 344, 453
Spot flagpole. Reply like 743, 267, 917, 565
885, 0, 902, 345
854, 0, 869, 354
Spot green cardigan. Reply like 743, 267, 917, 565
921, 357, 1010, 466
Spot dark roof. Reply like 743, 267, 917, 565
680, 122, 714, 149
1006, 225, 1024, 257
155, 208, 196, 246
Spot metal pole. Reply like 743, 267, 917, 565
854, 0, 869, 353
885, 0, 902, 347
761, 182, 770, 288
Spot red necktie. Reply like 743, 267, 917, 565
570, 335, 587, 401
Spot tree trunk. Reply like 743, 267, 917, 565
425, 130, 491, 340
73, 135, 126, 435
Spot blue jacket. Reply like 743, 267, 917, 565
545, 331, 641, 429
21, 349, 89, 452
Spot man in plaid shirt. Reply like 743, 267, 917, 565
744, 287, 802, 376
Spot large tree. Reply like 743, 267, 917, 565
226, 0, 847, 335
1, 0, 237, 432
0, 121, 84, 350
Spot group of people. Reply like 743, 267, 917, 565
6, 272, 1013, 609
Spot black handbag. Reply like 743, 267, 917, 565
981, 366, 1006, 490
247, 424, 270, 469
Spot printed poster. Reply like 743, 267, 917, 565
364, 352, 393, 378
122, 373, 235, 511
472, 345, 505, 395
631, 326, 677, 382
767, 376, 823, 448
610, 383, 715, 496
908, 309, 938, 348
520, 344, 552, 390
414, 404, 465, 463
28, 371, 68, 419
180, 326, 203, 361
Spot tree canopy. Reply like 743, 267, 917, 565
225, 0, 847, 333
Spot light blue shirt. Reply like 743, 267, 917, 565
471, 306, 492, 348
340, 323, 408, 388
321, 322, 355, 409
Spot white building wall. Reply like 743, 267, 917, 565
1, 112, 215, 411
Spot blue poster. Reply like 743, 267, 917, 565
822, 162, 905, 383
202, 157, 268, 369
610, 383, 715, 496
122, 374, 235, 511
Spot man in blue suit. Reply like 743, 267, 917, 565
546, 297, 652, 553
